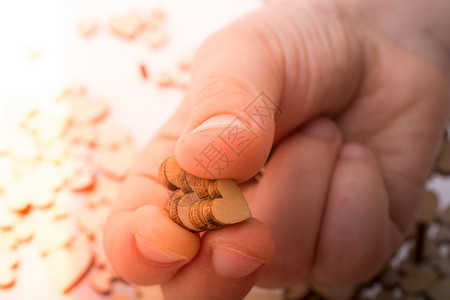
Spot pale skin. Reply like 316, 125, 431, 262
104, 0, 450, 299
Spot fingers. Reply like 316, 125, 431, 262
162, 218, 275, 300
310, 144, 393, 285
247, 118, 342, 287
104, 202, 200, 285
175, 0, 365, 181
103, 101, 202, 285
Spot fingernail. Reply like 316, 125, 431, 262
211, 244, 266, 279
302, 118, 337, 141
340, 144, 367, 159
190, 114, 240, 135
134, 233, 189, 265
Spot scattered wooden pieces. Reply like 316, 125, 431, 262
94, 143, 136, 179
244, 287, 283, 300
71, 98, 108, 124
136, 285, 164, 300
140, 63, 149, 79
34, 221, 73, 255
110, 12, 143, 39
76, 205, 110, 238
436, 139, 450, 175
143, 27, 167, 49
311, 284, 356, 300
157, 71, 174, 87
178, 53, 193, 71
87, 175, 121, 206
69, 167, 96, 191
44, 236, 93, 293
0, 268, 16, 288
426, 277, 450, 300
78, 20, 98, 37
283, 282, 309, 300
416, 190, 438, 224
0, 230, 18, 252
0, 208, 19, 230
94, 122, 131, 148
0, 84, 140, 294
0, 251, 19, 288
439, 206, 450, 225
88, 267, 114, 294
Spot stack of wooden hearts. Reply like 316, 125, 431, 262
158, 155, 252, 232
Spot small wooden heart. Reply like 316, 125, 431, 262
204, 179, 252, 226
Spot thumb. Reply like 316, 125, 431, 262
175, 0, 364, 181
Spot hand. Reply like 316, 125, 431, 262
104, 0, 450, 299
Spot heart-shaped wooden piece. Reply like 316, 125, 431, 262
76, 205, 110, 237
71, 98, 107, 124
176, 193, 202, 232
110, 13, 143, 39
95, 143, 136, 179
203, 179, 252, 226
44, 236, 93, 293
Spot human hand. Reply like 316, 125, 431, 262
104, 0, 450, 299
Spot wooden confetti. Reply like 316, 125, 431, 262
34, 221, 73, 255
44, 236, 93, 293
426, 277, 450, 300
87, 175, 121, 207
71, 97, 108, 124
76, 205, 110, 238
439, 206, 450, 225
88, 267, 114, 294
400, 265, 438, 293
68, 124, 95, 145
0, 208, 19, 230
94, 143, 136, 179
0, 85, 140, 295
95, 122, 131, 148
110, 12, 143, 39
436, 139, 450, 174
144, 27, 167, 48
137, 285, 164, 300
70, 167, 96, 191
78, 20, 98, 37
0, 268, 16, 288
140, 63, 149, 79
178, 53, 193, 71
244, 287, 283, 300
0, 230, 18, 252
283, 282, 309, 300
157, 71, 174, 87
416, 190, 438, 224
311, 284, 356, 300
0, 251, 19, 269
